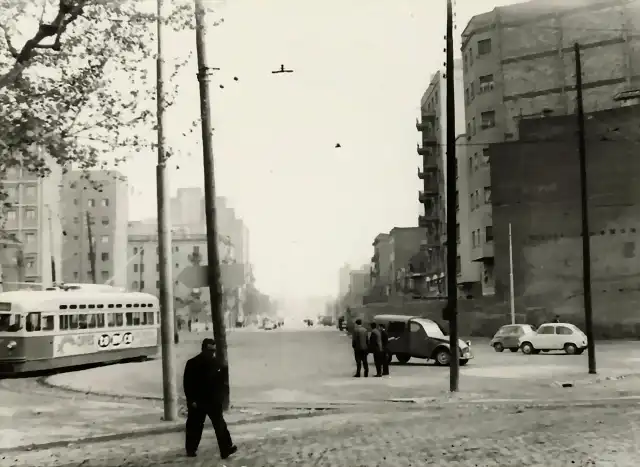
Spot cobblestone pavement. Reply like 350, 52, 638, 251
5, 400, 640, 466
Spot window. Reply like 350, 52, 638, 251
101, 217, 109, 226
133, 247, 138, 255
25, 258, 36, 270
455, 191, 459, 211
74, 217, 79, 224
484, 187, 492, 204
156, 280, 160, 289
538, 325, 554, 335
108, 312, 124, 327
73, 198, 78, 206
101, 199, 109, 207
125, 312, 134, 326
101, 271, 109, 281
556, 326, 573, 335
42, 316, 55, 331
6, 210, 16, 221
475, 190, 480, 209
133, 312, 141, 325
73, 272, 79, 279
472, 117, 476, 135
482, 148, 490, 164
101, 252, 109, 261
465, 87, 469, 103
478, 38, 492, 55
479, 74, 494, 93
73, 235, 79, 241
101, 235, 109, 244
468, 48, 473, 65
133, 264, 138, 273
96, 314, 105, 328
174, 246, 179, 252
88, 199, 95, 207
132, 280, 139, 290
26, 312, 41, 332
144, 312, 154, 325
481, 110, 496, 129
469, 194, 474, 212
456, 223, 460, 244
486, 226, 494, 242
24, 233, 36, 244
59, 315, 69, 330
88, 314, 97, 329
456, 255, 461, 274
25, 209, 36, 220
140, 280, 145, 290
25, 185, 36, 198
472, 231, 477, 248
156, 263, 159, 272
409, 322, 422, 333
78, 314, 88, 329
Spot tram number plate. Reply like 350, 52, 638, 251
98, 332, 134, 349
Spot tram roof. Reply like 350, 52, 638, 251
0, 290, 158, 308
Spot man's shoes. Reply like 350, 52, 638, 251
186, 451, 197, 458
221, 445, 238, 459
353, 374, 360, 377
375, 374, 382, 377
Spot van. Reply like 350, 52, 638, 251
373, 314, 473, 366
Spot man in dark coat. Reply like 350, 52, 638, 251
379, 323, 390, 376
352, 319, 369, 377
369, 322, 384, 377
183, 338, 237, 459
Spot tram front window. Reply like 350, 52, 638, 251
0, 313, 22, 332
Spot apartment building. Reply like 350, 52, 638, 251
454, 135, 482, 296
61, 170, 128, 287
0, 159, 63, 289
460, 0, 640, 295
416, 60, 464, 289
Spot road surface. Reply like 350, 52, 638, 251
40, 328, 640, 404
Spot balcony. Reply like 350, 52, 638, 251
418, 211, 439, 227
416, 113, 436, 132
416, 143, 437, 156
471, 242, 494, 262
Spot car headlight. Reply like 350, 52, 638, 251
466, 340, 471, 346
6, 340, 17, 350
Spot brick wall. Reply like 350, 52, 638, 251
489, 105, 640, 337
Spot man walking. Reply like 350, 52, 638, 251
379, 323, 390, 376
352, 319, 369, 377
183, 338, 237, 460
369, 322, 384, 377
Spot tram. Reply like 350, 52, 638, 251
0, 289, 160, 374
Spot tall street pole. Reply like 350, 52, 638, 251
445, 0, 459, 392
195, 0, 230, 410
574, 43, 596, 375
156, 0, 178, 421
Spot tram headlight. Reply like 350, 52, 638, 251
6, 341, 16, 350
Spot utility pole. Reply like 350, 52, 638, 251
508, 223, 515, 325
156, 0, 178, 421
46, 205, 56, 285
195, 0, 230, 410
138, 247, 144, 291
574, 43, 596, 375
86, 211, 97, 284
445, 0, 459, 392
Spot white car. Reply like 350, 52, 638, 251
518, 322, 588, 355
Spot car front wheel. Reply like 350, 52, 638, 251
396, 353, 411, 364
434, 349, 451, 366
459, 359, 469, 366
521, 342, 535, 355
493, 342, 504, 352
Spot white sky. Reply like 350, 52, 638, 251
120, 0, 522, 300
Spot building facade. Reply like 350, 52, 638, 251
455, 134, 482, 296
388, 227, 429, 295
490, 104, 640, 324
369, 233, 392, 298
416, 61, 465, 291
461, 0, 640, 295
0, 158, 63, 290
61, 170, 128, 287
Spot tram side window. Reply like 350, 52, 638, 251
133, 312, 141, 325
0, 313, 22, 332
59, 315, 68, 330
143, 312, 154, 325
125, 312, 133, 326
115, 313, 124, 327
96, 313, 105, 328
107, 313, 115, 327
69, 314, 79, 330
42, 316, 55, 331
88, 314, 97, 329
26, 312, 41, 332
78, 314, 88, 329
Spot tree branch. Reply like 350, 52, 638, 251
0, 0, 89, 90
0, 24, 19, 58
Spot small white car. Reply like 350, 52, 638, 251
518, 323, 588, 355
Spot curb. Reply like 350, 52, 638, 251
0, 408, 332, 454
385, 394, 640, 408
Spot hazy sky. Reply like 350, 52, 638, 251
121, 0, 522, 300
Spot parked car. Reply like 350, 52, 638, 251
518, 322, 587, 355
490, 324, 536, 353
373, 314, 473, 366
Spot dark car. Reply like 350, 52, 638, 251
373, 314, 473, 366
490, 324, 536, 353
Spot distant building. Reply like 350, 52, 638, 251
61, 170, 128, 287
0, 233, 22, 292
369, 233, 392, 298
347, 267, 371, 307
0, 156, 63, 290
387, 227, 428, 295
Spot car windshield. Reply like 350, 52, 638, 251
420, 320, 446, 338
497, 326, 517, 336
0, 313, 22, 332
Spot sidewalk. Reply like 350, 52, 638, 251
0, 393, 322, 453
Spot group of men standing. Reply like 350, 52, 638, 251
351, 319, 390, 377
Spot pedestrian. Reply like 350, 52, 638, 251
183, 338, 237, 460
379, 323, 390, 376
369, 322, 384, 377
553, 315, 560, 323
352, 319, 369, 377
